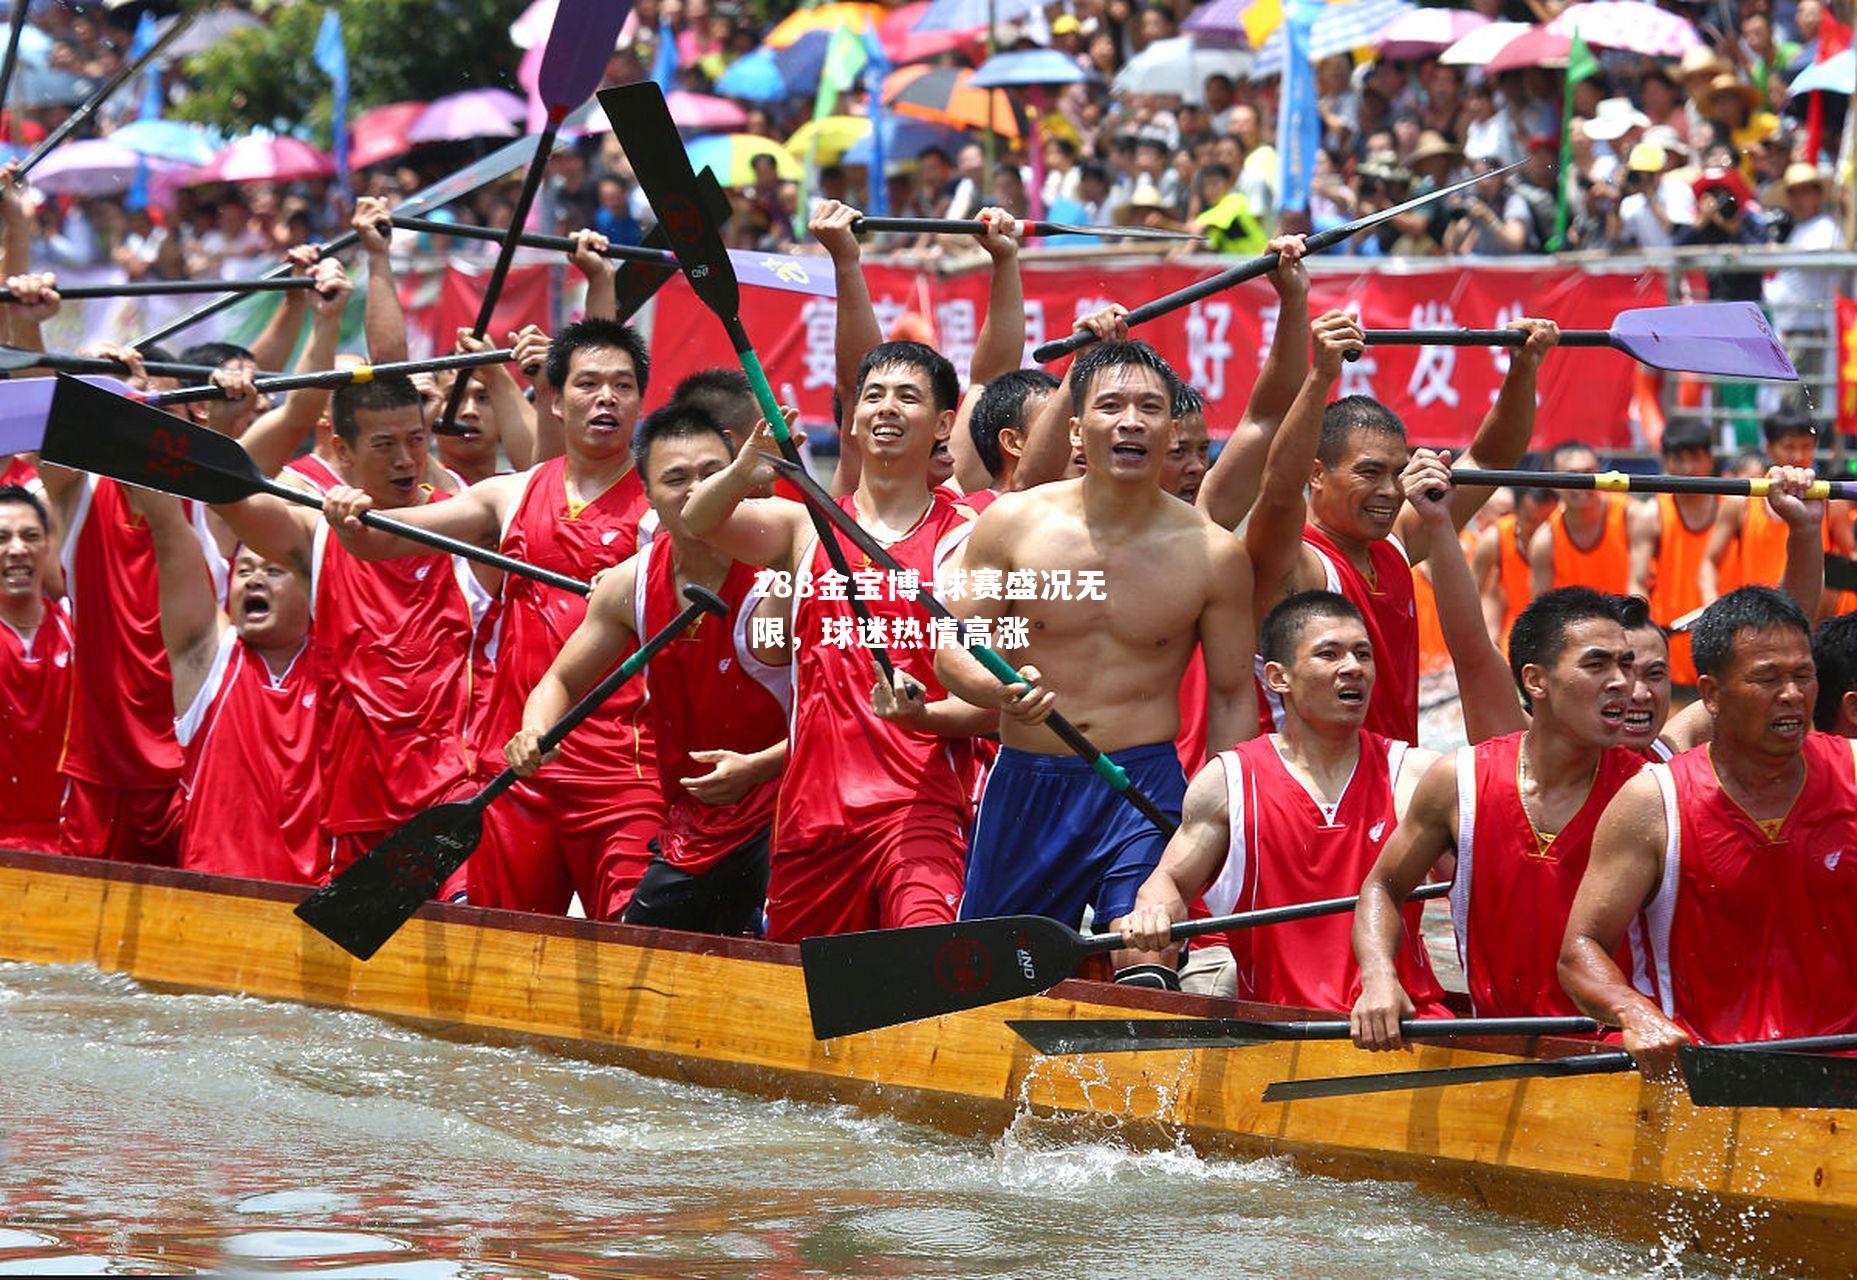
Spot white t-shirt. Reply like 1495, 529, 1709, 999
1766, 212, 1842, 310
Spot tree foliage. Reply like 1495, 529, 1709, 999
171, 0, 529, 142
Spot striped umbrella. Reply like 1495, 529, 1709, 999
765, 2, 883, 47
1546, 1, 1702, 58
685, 134, 803, 186
1374, 8, 1490, 60
882, 65, 1021, 137
1249, 0, 1418, 78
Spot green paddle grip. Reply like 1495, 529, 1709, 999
968, 643, 1131, 791
736, 343, 791, 445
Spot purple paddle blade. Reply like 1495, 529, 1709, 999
1609, 302, 1799, 381
0, 374, 129, 455
537, 0, 634, 115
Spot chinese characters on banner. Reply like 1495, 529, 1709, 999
645, 259, 1665, 449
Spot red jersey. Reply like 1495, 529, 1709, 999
175, 631, 320, 883
1174, 646, 1208, 774
960, 486, 1000, 514
2, 454, 39, 490
1633, 735, 1857, 1044
1206, 730, 1449, 1013
634, 537, 788, 872
774, 491, 976, 852
311, 496, 482, 836
1450, 732, 1646, 1017
0, 597, 73, 850
284, 453, 343, 494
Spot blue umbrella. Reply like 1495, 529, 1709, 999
109, 118, 223, 166
715, 30, 833, 102
914, 0, 1042, 34
842, 116, 966, 167
1790, 49, 1855, 97
970, 48, 1099, 88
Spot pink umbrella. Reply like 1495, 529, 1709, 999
31, 138, 185, 196
350, 101, 425, 169
189, 135, 335, 185
880, 1, 975, 64
666, 90, 750, 131
1547, 1, 1702, 58
1376, 8, 1491, 60
1440, 20, 1532, 65
1485, 25, 1572, 72
406, 88, 526, 145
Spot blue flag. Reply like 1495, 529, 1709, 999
1276, 0, 1322, 215
651, 18, 679, 93
125, 13, 160, 211
313, 9, 350, 203
861, 29, 891, 215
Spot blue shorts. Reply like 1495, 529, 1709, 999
959, 741, 1186, 928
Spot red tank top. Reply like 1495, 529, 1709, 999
635, 538, 789, 872
284, 453, 343, 494
1633, 735, 1857, 1043
1207, 730, 1449, 1013
775, 491, 976, 850
0, 597, 73, 835
176, 632, 320, 883
1451, 732, 1645, 1017
311, 491, 478, 834
475, 458, 652, 785
1174, 646, 1208, 774
2, 455, 38, 488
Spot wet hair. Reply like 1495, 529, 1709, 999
1507, 586, 1625, 708
1173, 381, 1205, 420
630, 401, 733, 477
970, 368, 1059, 478
0, 482, 49, 533
1612, 593, 1671, 657
1690, 586, 1811, 681
332, 374, 422, 444
1260, 590, 1366, 667
854, 340, 959, 414
671, 368, 756, 434
1812, 612, 1857, 730
1659, 420, 1713, 457
179, 340, 254, 368
1067, 339, 1180, 416
1316, 396, 1405, 467
544, 317, 651, 395
1762, 407, 1817, 445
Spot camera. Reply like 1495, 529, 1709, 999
1714, 191, 1738, 220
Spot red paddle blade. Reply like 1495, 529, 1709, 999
538, 0, 634, 115
1609, 302, 1798, 380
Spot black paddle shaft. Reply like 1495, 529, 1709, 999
850, 216, 1198, 241
145, 347, 517, 406
0, 277, 323, 302
390, 214, 691, 268
1010, 1014, 1603, 1055
1076, 877, 1451, 955
0, 347, 283, 380
1361, 330, 1614, 348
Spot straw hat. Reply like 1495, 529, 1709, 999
1679, 48, 1730, 81
1706, 73, 1762, 113
1783, 161, 1828, 190
1406, 130, 1463, 167
1115, 176, 1177, 224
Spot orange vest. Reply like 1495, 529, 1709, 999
1548, 495, 1631, 596
1492, 513, 1534, 649
1650, 492, 1715, 686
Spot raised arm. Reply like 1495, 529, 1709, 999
132, 486, 225, 715
1625, 496, 1659, 601
1765, 465, 1826, 620
457, 329, 538, 471
568, 228, 618, 321
1199, 533, 1260, 751
355, 197, 409, 364
1198, 235, 1309, 530
510, 325, 561, 464
320, 475, 513, 562
242, 256, 354, 477
1528, 518, 1556, 598
1117, 758, 1235, 951
810, 200, 880, 401
682, 412, 812, 570
969, 207, 1024, 385
0, 164, 32, 343
212, 494, 316, 580
506, 554, 640, 777
1011, 306, 1128, 491
246, 266, 312, 375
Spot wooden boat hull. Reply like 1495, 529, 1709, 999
2, 847, 1852, 1274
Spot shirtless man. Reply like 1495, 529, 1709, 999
936, 335, 1256, 969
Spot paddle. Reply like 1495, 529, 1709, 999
850, 216, 1200, 241
33, 373, 591, 595
432, 0, 632, 436
1354, 303, 1797, 380
799, 879, 1450, 1040
0, 276, 323, 302
1261, 1031, 1857, 1106
16, 12, 197, 177
1444, 468, 1857, 501
133, 131, 556, 350
0, 0, 30, 145
1031, 162, 1521, 364
0, 345, 280, 381
1678, 1044, 1857, 1109
295, 583, 729, 960
600, 80, 901, 684
1825, 554, 1857, 594
388, 214, 836, 300
1010, 1015, 1602, 1055
137, 348, 517, 407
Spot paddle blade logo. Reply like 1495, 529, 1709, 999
766, 257, 810, 285
1013, 930, 1036, 983
149, 426, 197, 484
934, 937, 990, 994
660, 191, 702, 249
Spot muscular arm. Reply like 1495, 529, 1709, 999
683, 417, 811, 570
1424, 504, 1527, 743
246, 290, 311, 375
509, 557, 639, 772
1471, 526, 1507, 644
136, 488, 225, 715
213, 494, 315, 579
242, 288, 346, 478
1242, 363, 1328, 607
1626, 497, 1659, 601
1119, 759, 1233, 951
1199, 535, 1259, 749
323, 474, 513, 561
969, 212, 1024, 385
947, 384, 993, 495
1351, 754, 1458, 1049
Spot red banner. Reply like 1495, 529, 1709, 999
647, 258, 1663, 449
430, 261, 556, 354
1839, 294, 1857, 440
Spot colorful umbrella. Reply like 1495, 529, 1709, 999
786, 115, 873, 166
970, 49, 1099, 88
685, 133, 803, 186
1439, 20, 1533, 65
107, 119, 222, 166
31, 138, 184, 196
765, 2, 883, 48
189, 135, 335, 185
1790, 48, 1856, 96
349, 101, 425, 169
842, 116, 969, 167
884, 65, 1021, 136
1111, 36, 1252, 99
1484, 25, 1572, 72
1375, 8, 1491, 60
1546, 2, 1702, 58
714, 31, 833, 103
406, 88, 526, 145
1182, 0, 1259, 49
1250, 0, 1417, 78
879, 2, 974, 64
666, 91, 750, 132
913, 0, 1042, 34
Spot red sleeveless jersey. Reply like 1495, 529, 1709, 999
311, 493, 479, 835
1450, 733, 1646, 1016
176, 632, 320, 883
1174, 646, 1208, 774
0, 598, 73, 847
774, 491, 976, 851
1206, 730, 1449, 1013
2, 454, 38, 488
635, 538, 789, 873
474, 458, 652, 784
1633, 735, 1857, 1044
284, 453, 343, 494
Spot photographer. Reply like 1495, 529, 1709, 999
1678, 167, 1767, 303
1617, 141, 1693, 249
1441, 155, 1534, 255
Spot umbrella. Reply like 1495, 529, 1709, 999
1375, 8, 1491, 60
787, 115, 874, 166
12, 65, 91, 108
158, 7, 263, 60
510, 0, 638, 49
1485, 25, 1572, 72
107, 118, 221, 166
1789, 48, 1855, 96
884, 65, 1021, 136
879, 2, 973, 64
971, 49, 1099, 88
189, 134, 335, 185
685, 133, 802, 186
30, 138, 182, 196
842, 116, 968, 167
714, 31, 833, 103
1111, 36, 1252, 100
1250, 0, 1418, 78
350, 101, 425, 169
666, 90, 750, 131
406, 88, 526, 145
914, 0, 1042, 34
766, 2, 883, 47
1546, 2, 1702, 58
1439, 20, 1533, 65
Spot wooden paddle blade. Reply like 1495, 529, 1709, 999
39, 373, 267, 505
800, 914, 1087, 1039
293, 800, 486, 960
1010, 1019, 1265, 1055
1609, 303, 1798, 380
601, 82, 743, 323
1680, 1046, 1857, 1109
537, 0, 633, 111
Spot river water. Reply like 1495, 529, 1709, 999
1, 955, 1764, 1280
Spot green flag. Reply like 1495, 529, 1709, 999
1549, 30, 1599, 251
799, 24, 870, 211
